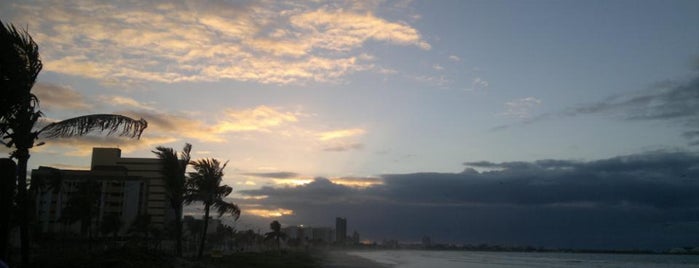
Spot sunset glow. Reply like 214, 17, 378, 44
3, 0, 699, 249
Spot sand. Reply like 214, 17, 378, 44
320, 251, 392, 268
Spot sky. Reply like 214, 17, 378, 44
2, 0, 699, 249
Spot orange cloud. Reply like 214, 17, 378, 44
99, 96, 155, 110
245, 208, 294, 218
330, 176, 383, 188
6, 1, 428, 85
317, 128, 366, 141
213, 106, 298, 133
290, 9, 431, 51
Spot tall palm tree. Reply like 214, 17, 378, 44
0, 20, 148, 265
264, 220, 286, 251
0, 21, 42, 265
0, 159, 16, 263
185, 158, 240, 259
152, 143, 191, 257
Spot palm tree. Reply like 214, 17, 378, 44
264, 220, 286, 252
0, 21, 148, 265
1, 20, 42, 265
60, 179, 101, 250
152, 143, 191, 257
185, 158, 240, 259
0, 159, 16, 263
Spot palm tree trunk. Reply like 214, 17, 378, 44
0, 159, 16, 263
175, 207, 183, 257
15, 149, 30, 266
276, 236, 281, 254
197, 204, 210, 259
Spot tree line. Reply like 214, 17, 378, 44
0, 20, 240, 266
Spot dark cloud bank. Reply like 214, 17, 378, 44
239, 151, 699, 250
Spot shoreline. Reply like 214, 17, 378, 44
319, 250, 393, 268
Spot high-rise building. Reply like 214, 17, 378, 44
335, 217, 347, 243
33, 148, 173, 234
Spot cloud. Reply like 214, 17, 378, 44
432, 64, 444, 71
564, 76, 699, 121
329, 176, 383, 188
119, 110, 225, 143
448, 55, 461, 62
39, 135, 176, 156
289, 9, 431, 51
33, 83, 91, 110
98, 105, 369, 157
4, 1, 429, 85
213, 106, 298, 133
241, 177, 370, 205
501, 97, 542, 118
414, 75, 451, 87
99, 95, 155, 110
493, 71, 699, 145
560, 75, 699, 146
244, 207, 294, 218
323, 142, 364, 152
242, 171, 299, 179
376, 67, 398, 75
237, 151, 699, 249
466, 77, 489, 91
118, 105, 301, 143
317, 128, 366, 141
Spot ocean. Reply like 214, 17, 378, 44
346, 250, 699, 268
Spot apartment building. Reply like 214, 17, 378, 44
33, 148, 173, 234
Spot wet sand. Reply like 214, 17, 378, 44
320, 251, 392, 268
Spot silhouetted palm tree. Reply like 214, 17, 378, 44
264, 220, 286, 251
185, 158, 240, 259
0, 159, 16, 262
152, 143, 191, 257
0, 20, 148, 265
60, 179, 101, 250
185, 217, 203, 252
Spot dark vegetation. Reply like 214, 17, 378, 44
28, 246, 320, 268
0, 19, 147, 266
0, 20, 252, 267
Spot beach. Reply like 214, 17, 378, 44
329, 250, 699, 268
320, 250, 392, 268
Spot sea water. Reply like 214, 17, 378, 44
346, 250, 699, 268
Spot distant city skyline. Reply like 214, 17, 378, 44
3, 0, 699, 249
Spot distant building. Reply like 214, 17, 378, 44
311, 227, 335, 242
33, 148, 174, 234
352, 230, 360, 244
282, 225, 335, 243
282, 226, 304, 240
336, 217, 347, 243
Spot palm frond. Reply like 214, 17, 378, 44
153, 146, 182, 200
186, 157, 240, 220
181, 143, 192, 164
38, 114, 147, 139
1, 20, 42, 134
214, 199, 240, 219
153, 143, 191, 210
